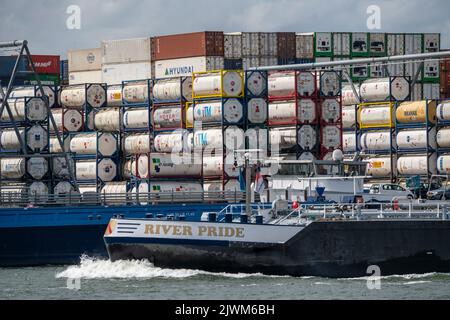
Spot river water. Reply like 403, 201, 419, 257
1, 256, 449, 299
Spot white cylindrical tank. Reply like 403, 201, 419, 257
10, 86, 56, 108
397, 128, 437, 149
101, 182, 128, 195
360, 77, 410, 102
297, 71, 316, 96
61, 84, 106, 108
437, 101, 450, 121
154, 131, 192, 153
298, 125, 318, 150
297, 99, 317, 123
343, 133, 357, 152
0, 129, 25, 150
52, 157, 74, 178
122, 158, 137, 179
153, 107, 182, 129
138, 154, 202, 178
193, 71, 243, 97
94, 108, 121, 131
107, 85, 123, 107
147, 181, 203, 193
123, 108, 149, 129
342, 105, 358, 128
29, 181, 49, 201
437, 128, 450, 148
194, 126, 245, 151
50, 109, 84, 132
124, 134, 151, 154
26, 157, 48, 180
367, 157, 395, 177
152, 77, 193, 101
268, 73, 295, 98
70, 133, 118, 157
246, 71, 267, 97
437, 155, 450, 174
398, 155, 436, 175
0, 158, 26, 179
269, 101, 297, 124
202, 156, 224, 177
193, 99, 244, 123
1, 98, 47, 122
247, 98, 268, 124
360, 104, 392, 127
270, 127, 297, 149
320, 71, 340, 96
321, 125, 342, 148
123, 82, 149, 103
342, 84, 360, 106
26, 125, 48, 152
76, 159, 117, 182
360, 131, 392, 151
54, 181, 76, 195
321, 98, 340, 123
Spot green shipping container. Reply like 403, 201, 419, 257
23, 74, 60, 86
350, 62, 370, 82
351, 32, 369, 57
314, 32, 333, 57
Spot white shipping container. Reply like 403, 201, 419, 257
69, 70, 102, 85
102, 62, 152, 85
333, 32, 351, 56
154, 56, 224, 79
259, 33, 278, 56
295, 33, 314, 59
369, 33, 386, 54
102, 37, 152, 64
404, 34, 423, 54
315, 32, 332, 54
298, 125, 317, 150
224, 32, 242, 59
405, 62, 423, 81
370, 62, 385, 78
411, 83, 423, 101
242, 32, 260, 56
424, 60, 440, 80
68, 48, 102, 72
269, 127, 297, 149
242, 57, 260, 70
387, 33, 405, 56
321, 98, 340, 122
423, 83, 440, 100
351, 33, 368, 54
259, 56, 278, 67
343, 132, 357, 152
321, 125, 341, 149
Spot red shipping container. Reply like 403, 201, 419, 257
152, 31, 224, 61
277, 32, 296, 59
440, 59, 450, 99
30, 55, 60, 74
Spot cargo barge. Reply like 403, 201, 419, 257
104, 203, 450, 278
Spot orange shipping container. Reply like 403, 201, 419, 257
152, 31, 224, 61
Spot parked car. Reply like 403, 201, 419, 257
411, 182, 442, 199
427, 187, 450, 200
366, 183, 414, 201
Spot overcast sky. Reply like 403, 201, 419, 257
1, 0, 449, 58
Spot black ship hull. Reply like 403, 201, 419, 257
105, 220, 450, 278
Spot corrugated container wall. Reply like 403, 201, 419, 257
69, 70, 102, 85
224, 33, 242, 59
296, 33, 314, 59
424, 33, 440, 52
242, 32, 277, 57
277, 32, 296, 59
441, 59, 450, 99
152, 32, 223, 61
333, 32, 351, 56
68, 48, 102, 72
30, 55, 60, 74
102, 62, 152, 85
387, 33, 405, 56
102, 38, 152, 64
369, 33, 387, 56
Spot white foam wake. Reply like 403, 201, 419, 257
337, 272, 444, 281
55, 256, 287, 280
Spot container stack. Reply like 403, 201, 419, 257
0, 90, 51, 201
436, 101, 450, 176
395, 100, 437, 180
356, 77, 411, 181
153, 32, 224, 79
59, 83, 111, 193
191, 70, 245, 192
121, 78, 152, 201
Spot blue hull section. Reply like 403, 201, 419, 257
0, 203, 228, 267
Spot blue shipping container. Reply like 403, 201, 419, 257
0, 56, 29, 78
224, 59, 243, 70
60, 60, 69, 82
278, 58, 297, 65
